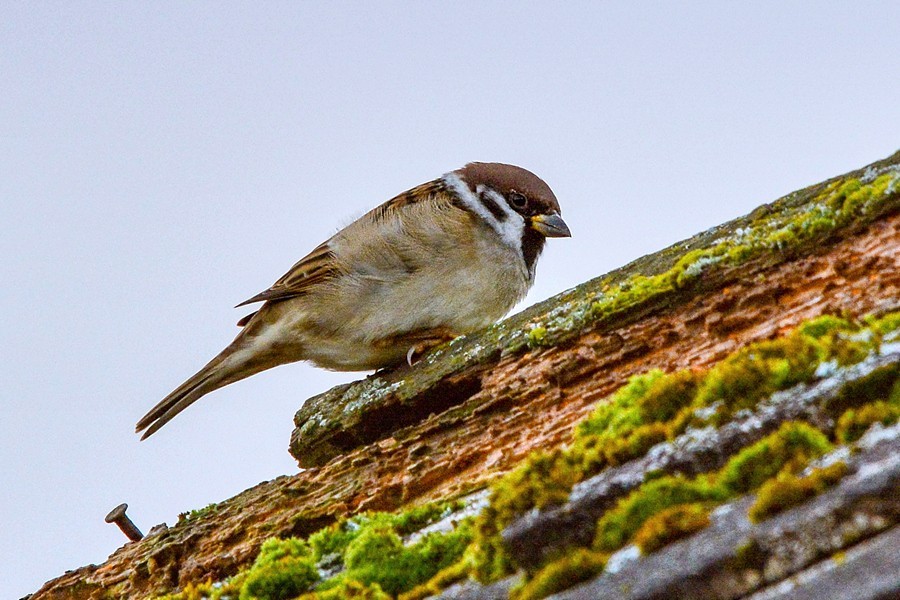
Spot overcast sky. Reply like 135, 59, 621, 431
2, 2, 899, 597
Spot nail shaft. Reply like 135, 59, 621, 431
105, 503, 144, 541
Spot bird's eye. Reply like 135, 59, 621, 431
510, 192, 528, 209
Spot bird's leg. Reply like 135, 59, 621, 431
375, 327, 460, 367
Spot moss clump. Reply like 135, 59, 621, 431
826, 362, 900, 416
240, 538, 318, 600
324, 521, 473, 597
513, 548, 608, 600
594, 421, 831, 553
179, 502, 219, 523
471, 443, 593, 581
576, 369, 699, 441
633, 502, 711, 554
748, 461, 849, 522
307, 501, 458, 561
689, 336, 822, 425
835, 400, 900, 444
398, 555, 472, 600
593, 475, 727, 552
156, 500, 470, 600
601, 422, 670, 468
717, 422, 832, 494
575, 370, 699, 474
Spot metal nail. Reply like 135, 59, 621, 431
105, 503, 144, 541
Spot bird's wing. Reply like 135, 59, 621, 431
235, 241, 338, 306
235, 179, 449, 307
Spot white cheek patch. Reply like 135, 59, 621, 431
442, 172, 526, 259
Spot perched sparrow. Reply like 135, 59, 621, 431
136, 163, 570, 439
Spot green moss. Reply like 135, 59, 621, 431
600, 422, 670, 468
798, 315, 855, 339
691, 336, 822, 424
178, 502, 219, 523
399, 555, 472, 600
867, 311, 900, 339
633, 502, 711, 554
158, 500, 470, 600
240, 538, 318, 600
308, 501, 458, 561
835, 400, 900, 444
593, 475, 727, 552
330, 521, 473, 597
513, 548, 608, 600
826, 362, 900, 416
594, 421, 830, 553
471, 373, 695, 581
717, 422, 832, 494
748, 461, 849, 522
576, 369, 698, 442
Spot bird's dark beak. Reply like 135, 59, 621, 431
531, 213, 571, 238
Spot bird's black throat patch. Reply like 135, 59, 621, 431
521, 226, 546, 276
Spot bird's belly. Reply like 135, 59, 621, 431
362, 255, 527, 336
301, 251, 529, 370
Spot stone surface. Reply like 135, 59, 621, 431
744, 527, 900, 600
550, 425, 900, 600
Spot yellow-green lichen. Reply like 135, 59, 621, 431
748, 461, 849, 523
518, 168, 899, 350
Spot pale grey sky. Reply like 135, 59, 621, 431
2, 2, 899, 597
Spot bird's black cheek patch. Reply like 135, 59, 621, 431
479, 191, 508, 222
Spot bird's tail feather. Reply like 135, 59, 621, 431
135, 340, 272, 440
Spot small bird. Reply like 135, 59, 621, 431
136, 163, 570, 439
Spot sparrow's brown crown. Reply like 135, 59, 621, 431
457, 162, 562, 217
